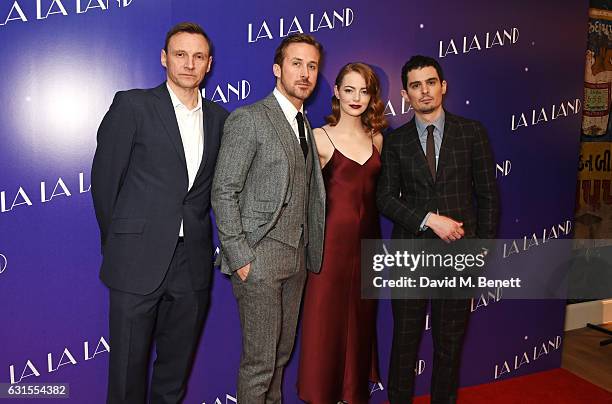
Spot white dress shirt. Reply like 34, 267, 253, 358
273, 87, 305, 142
167, 83, 204, 237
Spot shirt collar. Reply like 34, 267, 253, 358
273, 87, 304, 124
166, 82, 202, 112
415, 109, 445, 137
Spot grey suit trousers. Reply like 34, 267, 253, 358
231, 236, 307, 404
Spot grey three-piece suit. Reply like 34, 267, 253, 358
211, 92, 325, 403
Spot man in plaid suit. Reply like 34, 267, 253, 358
377, 55, 499, 403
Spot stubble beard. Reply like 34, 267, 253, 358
417, 100, 442, 116
419, 106, 437, 115
280, 76, 314, 103
291, 85, 313, 102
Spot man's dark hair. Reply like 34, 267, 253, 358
401, 55, 445, 90
273, 33, 323, 66
164, 22, 212, 53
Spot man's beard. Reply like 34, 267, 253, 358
283, 79, 313, 101
418, 105, 437, 115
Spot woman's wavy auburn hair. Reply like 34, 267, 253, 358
326, 62, 387, 133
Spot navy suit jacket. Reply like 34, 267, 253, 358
92, 83, 228, 295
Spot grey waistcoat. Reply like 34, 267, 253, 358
267, 137, 312, 248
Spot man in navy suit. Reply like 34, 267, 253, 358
91, 22, 228, 404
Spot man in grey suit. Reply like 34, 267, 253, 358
211, 33, 325, 403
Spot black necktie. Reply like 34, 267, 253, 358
426, 124, 436, 181
296, 112, 308, 160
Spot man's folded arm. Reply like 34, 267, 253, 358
91, 91, 136, 249
472, 123, 499, 239
211, 108, 258, 271
376, 137, 429, 235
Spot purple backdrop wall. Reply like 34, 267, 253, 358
0, 0, 587, 402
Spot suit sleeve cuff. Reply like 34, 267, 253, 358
222, 239, 256, 272
420, 212, 433, 231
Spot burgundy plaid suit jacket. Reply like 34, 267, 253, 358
376, 111, 499, 239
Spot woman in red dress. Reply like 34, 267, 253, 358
298, 62, 387, 404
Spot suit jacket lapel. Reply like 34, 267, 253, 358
436, 111, 457, 182
263, 93, 295, 179
305, 115, 326, 199
193, 98, 212, 183
305, 115, 314, 174
152, 84, 188, 182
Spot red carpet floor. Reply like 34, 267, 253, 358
407, 368, 612, 403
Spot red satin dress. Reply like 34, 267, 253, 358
298, 134, 381, 404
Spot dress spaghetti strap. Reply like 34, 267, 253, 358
321, 127, 336, 149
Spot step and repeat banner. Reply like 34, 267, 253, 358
0, 0, 587, 402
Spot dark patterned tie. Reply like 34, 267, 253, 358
296, 112, 308, 160
426, 124, 436, 181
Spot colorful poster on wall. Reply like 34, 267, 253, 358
576, 142, 612, 237
578, 4, 612, 242
583, 7, 612, 139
